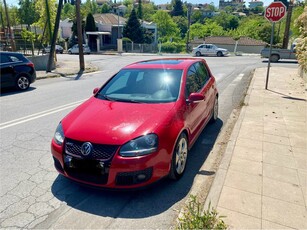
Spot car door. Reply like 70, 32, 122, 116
184, 63, 205, 140
0, 53, 15, 88
198, 45, 206, 55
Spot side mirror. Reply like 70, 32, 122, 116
188, 93, 205, 103
93, 87, 99, 94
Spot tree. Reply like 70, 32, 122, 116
213, 12, 239, 30
100, 3, 110, 13
171, 0, 184, 17
294, 6, 307, 72
83, 0, 99, 15
142, 3, 156, 21
62, 3, 75, 19
18, 0, 39, 29
172, 16, 187, 39
152, 10, 180, 42
33, 0, 57, 44
191, 9, 203, 23
190, 20, 224, 40
85, 13, 97, 50
137, 0, 143, 20
123, 8, 144, 43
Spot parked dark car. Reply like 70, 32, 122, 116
0, 52, 36, 91
42, 45, 64, 54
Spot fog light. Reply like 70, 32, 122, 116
64, 155, 73, 168
137, 174, 146, 181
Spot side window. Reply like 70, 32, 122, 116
8, 55, 20, 62
186, 64, 202, 97
0, 54, 10, 64
194, 61, 210, 86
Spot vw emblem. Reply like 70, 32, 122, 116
81, 142, 93, 157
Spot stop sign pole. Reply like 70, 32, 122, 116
264, 1, 287, 89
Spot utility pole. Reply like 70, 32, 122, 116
45, 0, 53, 43
47, 0, 64, 72
186, 3, 192, 53
282, 0, 293, 49
3, 0, 16, 51
76, 0, 85, 70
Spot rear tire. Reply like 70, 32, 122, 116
217, 51, 223, 57
16, 75, 30, 90
169, 133, 188, 180
270, 54, 280, 62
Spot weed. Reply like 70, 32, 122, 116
177, 195, 227, 230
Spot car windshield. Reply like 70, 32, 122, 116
96, 68, 183, 103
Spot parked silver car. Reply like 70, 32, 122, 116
43, 45, 64, 54
68, 44, 91, 54
192, 44, 229, 57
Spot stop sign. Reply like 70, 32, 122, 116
265, 1, 287, 22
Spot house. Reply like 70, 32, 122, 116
219, 0, 245, 11
249, 0, 264, 9
191, 36, 267, 54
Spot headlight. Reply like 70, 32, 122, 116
119, 134, 158, 157
53, 122, 65, 145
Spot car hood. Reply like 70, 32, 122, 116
62, 97, 176, 145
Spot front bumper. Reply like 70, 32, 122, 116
51, 139, 170, 189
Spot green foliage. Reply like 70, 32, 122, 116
85, 13, 97, 32
294, 6, 307, 72
18, 0, 39, 27
171, 0, 184, 17
172, 16, 188, 39
190, 20, 224, 40
21, 29, 36, 42
83, 0, 99, 15
100, 3, 111, 13
161, 41, 185, 53
123, 8, 144, 43
177, 196, 227, 230
142, 3, 157, 21
191, 10, 203, 23
33, 0, 57, 44
62, 3, 75, 20
152, 10, 180, 42
213, 12, 239, 30
137, 0, 143, 19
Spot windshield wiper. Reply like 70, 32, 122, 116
98, 94, 117, 101
98, 94, 141, 103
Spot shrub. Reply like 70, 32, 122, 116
161, 42, 185, 53
177, 195, 227, 230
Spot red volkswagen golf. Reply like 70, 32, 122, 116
51, 58, 218, 189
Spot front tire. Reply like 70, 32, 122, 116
169, 133, 188, 180
16, 75, 30, 90
210, 97, 218, 123
195, 51, 201, 57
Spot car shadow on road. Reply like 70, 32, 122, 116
262, 60, 298, 64
50, 119, 223, 219
0, 87, 36, 97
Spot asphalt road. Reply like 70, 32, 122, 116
0, 54, 299, 229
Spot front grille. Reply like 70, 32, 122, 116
116, 167, 153, 186
65, 138, 119, 160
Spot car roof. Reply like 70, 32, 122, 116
0, 51, 24, 56
123, 58, 205, 70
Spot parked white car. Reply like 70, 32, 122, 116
192, 44, 229, 57
68, 44, 91, 54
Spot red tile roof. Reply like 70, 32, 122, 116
204, 36, 267, 46
192, 36, 267, 46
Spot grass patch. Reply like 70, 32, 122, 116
177, 195, 227, 230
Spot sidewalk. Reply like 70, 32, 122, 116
35, 60, 98, 79
205, 67, 307, 229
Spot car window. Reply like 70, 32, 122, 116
9, 55, 21, 62
0, 54, 11, 63
97, 69, 183, 103
186, 64, 202, 97
194, 61, 210, 86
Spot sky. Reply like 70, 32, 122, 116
7, 0, 274, 8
